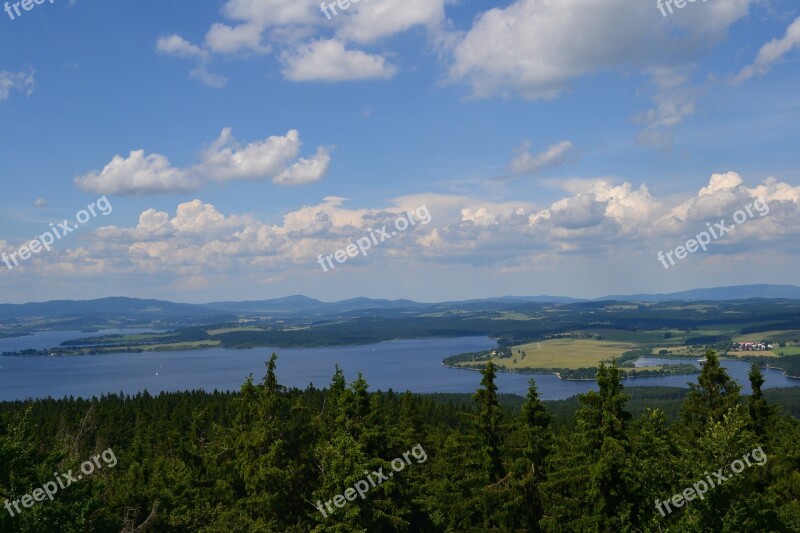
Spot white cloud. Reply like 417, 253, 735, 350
9, 173, 800, 299
549, 194, 608, 230
33, 198, 47, 208
274, 146, 334, 185
221, 0, 319, 27
733, 16, 800, 83
155, 35, 210, 61
336, 0, 447, 44
205, 22, 270, 54
74, 151, 196, 196
156, 0, 444, 85
189, 64, 228, 88
74, 128, 331, 195
156, 35, 227, 88
0, 67, 36, 101
198, 128, 302, 181
281, 39, 397, 81
635, 66, 701, 150
447, 0, 751, 99
510, 140, 575, 174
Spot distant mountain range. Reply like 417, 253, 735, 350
0, 297, 225, 321
210, 284, 800, 312
599, 284, 800, 302
2, 284, 800, 320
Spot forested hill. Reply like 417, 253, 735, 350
1, 351, 798, 531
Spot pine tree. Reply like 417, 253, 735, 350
625, 408, 681, 530
576, 362, 632, 530
473, 362, 505, 484
748, 362, 774, 437
506, 378, 552, 531
682, 350, 741, 433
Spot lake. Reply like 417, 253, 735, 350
0, 331, 797, 401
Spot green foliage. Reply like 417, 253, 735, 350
682, 350, 742, 433
0, 355, 799, 531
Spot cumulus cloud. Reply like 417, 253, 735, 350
155, 35, 227, 88
74, 151, 196, 196
281, 39, 397, 81
549, 194, 609, 230
274, 146, 334, 185
635, 66, 702, 150
0, 67, 36, 101
510, 140, 575, 174
733, 16, 800, 83
335, 0, 447, 44
198, 128, 303, 181
189, 64, 228, 88
156, 35, 210, 61
74, 128, 332, 195
133, 175, 799, 266
33, 198, 47, 208
9, 172, 800, 296
205, 22, 270, 54
447, 0, 751, 99
222, 0, 319, 28
156, 0, 444, 85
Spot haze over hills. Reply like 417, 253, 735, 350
1, 284, 799, 322
600, 284, 800, 302
0, 297, 231, 321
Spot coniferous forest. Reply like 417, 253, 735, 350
1, 351, 799, 532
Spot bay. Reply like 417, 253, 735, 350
0, 332, 797, 402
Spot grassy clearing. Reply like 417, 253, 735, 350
491, 312, 537, 321
661, 304, 718, 311
775, 346, 800, 356
145, 340, 221, 351
735, 350, 777, 357
207, 327, 266, 336
499, 338, 639, 369
650, 345, 704, 357
576, 328, 726, 345
734, 330, 800, 343
117, 334, 172, 342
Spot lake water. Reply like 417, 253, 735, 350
0, 331, 797, 401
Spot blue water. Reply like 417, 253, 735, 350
0, 332, 797, 401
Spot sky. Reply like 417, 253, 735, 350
0, 0, 799, 304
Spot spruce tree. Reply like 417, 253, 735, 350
748, 362, 773, 437
682, 350, 741, 433
576, 362, 632, 530
507, 378, 552, 531
473, 362, 505, 483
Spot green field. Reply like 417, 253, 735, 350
499, 338, 639, 369
207, 327, 266, 336
651, 345, 706, 357
576, 328, 728, 346
145, 340, 221, 351
774, 346, 800, 356
733, 329, 800, 342
491, 312, 538, 321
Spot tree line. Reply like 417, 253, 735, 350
1, 350, 798, 531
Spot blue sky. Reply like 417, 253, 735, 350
1, 0, 799, 303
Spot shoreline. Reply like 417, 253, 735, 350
441, 362, 693, 381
